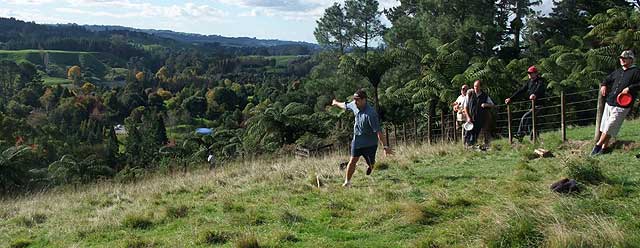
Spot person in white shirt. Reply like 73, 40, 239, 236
452, 84, 469, 138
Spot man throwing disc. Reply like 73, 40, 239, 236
332, 89, 393, 187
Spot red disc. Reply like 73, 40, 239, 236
617, 92, 633, 107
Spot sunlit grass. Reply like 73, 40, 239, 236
1, 120, 640, 247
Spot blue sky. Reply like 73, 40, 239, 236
0, 0, 553, 43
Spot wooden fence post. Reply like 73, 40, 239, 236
507, 104, 513, 144
414, 118, 419, 145
403, 123, 407, 144
427, 114, 432, 144
440, 111, 445, 143
394, 124, 399, 147
385, 125, 390, 148
594, 92, 605, 142
452, 111, 457, 142
561, 91, 567, 142
531, 99, 537, 143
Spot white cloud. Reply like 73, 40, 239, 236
218, 0, 399, 21
0, 7, 67, 23
3, 0, 54, 5
54, 1, 227, 22
218, 0, 321, 12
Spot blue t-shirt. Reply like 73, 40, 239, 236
346, 101, 381, 149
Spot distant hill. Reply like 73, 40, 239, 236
0, 17, 318, 57
81, 25, 319, 49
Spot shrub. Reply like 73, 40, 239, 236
199, 230, 230, 245
374, 160, 390, 170
222, 200, 245, 213
14, 216, 34, 227
32, 212, 47, 224
122, 213, 153, 229
123, 236, 155, 248
565, 157, 605, 184
165, 205, 189, 219
278, 232, 300, 243
281, 210, 304, 225
486, 214, 544, 248
10, 239, 31, 248
236, 235, 260, 248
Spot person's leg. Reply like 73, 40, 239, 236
344, 156, 360, 186
482, 121, 491, 148
362, 146, 377, 175
518, 109, 533, 139
597, 134, 611, 147
599, 106, 629, 148
595, 104, 612, 151
472, 124, 483, 147
531, 107, 541, 141
593, 104, 629, 155
464, 127, 473, 146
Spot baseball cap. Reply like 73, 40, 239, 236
620, 50, 635, 60
353, 89, 367, 99
527, 65, 538, 73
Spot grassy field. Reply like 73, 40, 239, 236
0, 50, 123, 80
1, 120, 640, 247
42, 76, 71, 86
0, 50, 94, 65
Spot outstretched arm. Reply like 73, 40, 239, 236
508, 82, 527, 101
332, 99, 347, 110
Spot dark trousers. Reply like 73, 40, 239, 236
464, 115, 485, 146
517, 106, 541, 139
464, 125, 482, 146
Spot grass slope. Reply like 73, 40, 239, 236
2, 120, 640, 247
0, 50, 93, 65
0, 50, 124, 79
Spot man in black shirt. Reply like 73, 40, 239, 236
463, 80, 495, 148
592, 50, 640, 155
504, 65, 546, 141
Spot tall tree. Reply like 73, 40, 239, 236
339, 51, 394, 115
346, 0, 385, 54
496, 0, 541, 58
314, 3, 352, 54
67, 65, 83, 87
535, 0, 630, 47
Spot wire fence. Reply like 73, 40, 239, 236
295, 89, 605, 158
380, 89, 602, 147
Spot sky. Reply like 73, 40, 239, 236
0, 0, 554, 43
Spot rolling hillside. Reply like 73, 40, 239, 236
1, 120, 640, 247
0, 49, 125, 85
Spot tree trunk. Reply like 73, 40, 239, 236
364, 21, 369, 54
373, 85, 380, 117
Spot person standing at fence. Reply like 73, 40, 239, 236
504, 65, 546, 141
453, 84, 469, 138
463, 80, 495, 148
591, 50, 640, 155
331, 89, 393, 187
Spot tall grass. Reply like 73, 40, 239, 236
2, 120, 640, 246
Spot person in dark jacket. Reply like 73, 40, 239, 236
591, 50, 640, 155
504, 65, 546, 141
463, 80, 495, 148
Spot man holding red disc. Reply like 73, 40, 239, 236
592, 50, 640, 155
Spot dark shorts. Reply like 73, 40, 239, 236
351, 144, 377, 166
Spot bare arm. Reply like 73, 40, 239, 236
332, 99, 347, 110
377, 131, 393, 156
464, 105, 472, 122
